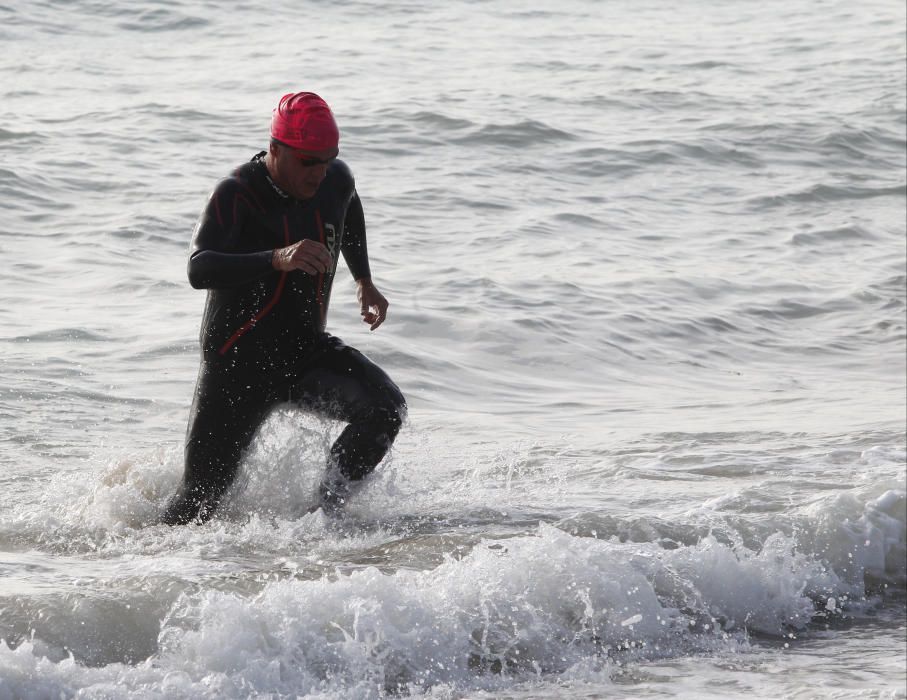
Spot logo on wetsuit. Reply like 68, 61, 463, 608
324, 223, 338, 258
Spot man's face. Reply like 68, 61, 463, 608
272, 143, 338, 200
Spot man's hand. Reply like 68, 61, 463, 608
272, 240, 333, 275
357, 278, 388, 331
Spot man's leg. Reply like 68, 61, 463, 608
160, 362, 274, 525
292, 337, 406, 509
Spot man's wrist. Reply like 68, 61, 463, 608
356, 276, 373, 286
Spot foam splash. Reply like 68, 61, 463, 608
0, 431, 903, 698
797, 483, 907, 592
2, 491, 903, 699
0, 410, 342, 552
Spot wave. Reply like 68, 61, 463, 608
6, 328, 110, 343
0, 429, 903, 697
790, 224, 879, 247
619, 138, 764, 168
0, 486, 902, 697
115, 10, 210, 32
749, 183, 906, 209
452, 120, 577, 147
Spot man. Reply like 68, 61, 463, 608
160, 92, 406, 525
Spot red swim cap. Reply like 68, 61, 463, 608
270, 92, 339, 151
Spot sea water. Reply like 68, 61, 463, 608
0, 0, 904, 697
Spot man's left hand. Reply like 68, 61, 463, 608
357, 279, 388, 331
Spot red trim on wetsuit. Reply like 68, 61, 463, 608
237, 182, 265, 212
217, 214, 290, 355
236, 194, 256, 222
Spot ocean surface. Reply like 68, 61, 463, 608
1, 0, 905, 697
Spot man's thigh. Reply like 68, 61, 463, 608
290, 338, 405, 423
186, 362, 277, 474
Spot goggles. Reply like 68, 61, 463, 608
274, 138, 337, 167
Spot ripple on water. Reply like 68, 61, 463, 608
452, 119, 578, 148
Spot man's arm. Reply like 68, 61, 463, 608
341, 191, 371, 281
342, 190, 388, 330
187, 178, 275, 289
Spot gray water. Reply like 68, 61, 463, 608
0, 0, 905, 698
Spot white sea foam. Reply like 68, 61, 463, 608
1, 485, 903, 698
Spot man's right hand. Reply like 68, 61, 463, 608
272, 239, 333, 275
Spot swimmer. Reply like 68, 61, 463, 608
160, 92, 406, 525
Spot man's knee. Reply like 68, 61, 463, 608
384, 395, 406, 434
331, 392, 405, 482
366, 394, 404, 453
378, 381, 407, 436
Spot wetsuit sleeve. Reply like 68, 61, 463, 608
341, 190, 372, 281
187, 178, 275, 289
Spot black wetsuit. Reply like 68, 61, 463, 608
160, 153, 406, 525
